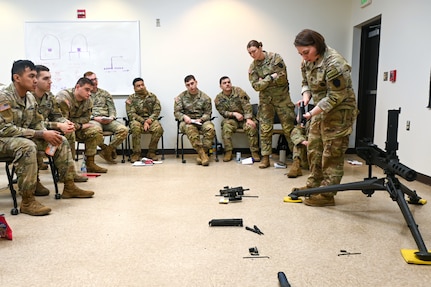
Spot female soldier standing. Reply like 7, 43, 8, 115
293, 29, 358, 206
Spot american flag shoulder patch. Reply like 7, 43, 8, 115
0, 102, 11, 111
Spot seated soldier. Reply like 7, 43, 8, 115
214, 76, 260, 162
126, 78, 164, 163
174, 75, 215, 166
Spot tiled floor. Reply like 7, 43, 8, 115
1, 153, 431, 286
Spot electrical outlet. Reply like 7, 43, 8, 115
406, 120, 410, 131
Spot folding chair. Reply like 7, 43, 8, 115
1, 155, 60, 215
176, 117, 220, 164
123, 116, 165, 161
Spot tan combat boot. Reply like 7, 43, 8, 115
251, 151, 261, 162
287, 158, 302, 178
62, 180, 94, 199
304, 193, 335, 207
147, 151, 159, 161
99, 145, 116, 164
59, 174, 88, 183
20, 190, 51, 216
223, 150, 232, 162
130, 152, 141, 163
34, 178, 50, 196
86, 155, 108, 173
197, 148, 210, 166
259, 155, 270, 169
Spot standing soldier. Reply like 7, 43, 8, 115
126, 78, 164, 163
33, 65, 89, 185
56, 77, 108, 173
174, 75, 215, 166
214, 76, 260, 162
84, 71, 129, 164
247, 40, 296, 169
0, 60, 94, 216
287, 110, 311, 178
293, 29, 358, 206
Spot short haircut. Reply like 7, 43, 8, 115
247, 40, 262, 49
133, 77, 143, 86
219, 76, 230, 85
75, 77, 94, 87
184, 75, 196, 83
11, 60, 35, 82
35, 65, 50, 75
293, 29, 327, 56
83, 71, 95, 78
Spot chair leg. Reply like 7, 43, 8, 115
181, 134, 186, 163
48, 156, 61, 200
161, 135, 165, 160
5, 163, 18, 215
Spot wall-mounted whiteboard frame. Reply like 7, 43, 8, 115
25, 21, 141, 95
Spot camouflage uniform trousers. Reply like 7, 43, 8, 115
129, 119, 163, 153
220, 118, 259, 153
306, 116, 350, 192
65, 120, 104, 157
259, 90, 295, 156
180, 121, 215, 151
0, 137, 74, 195
91, 120, 129, 148
291, 124, 308, 169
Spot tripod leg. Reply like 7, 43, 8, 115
287, 178, 386, 200
387, 177, 431, 261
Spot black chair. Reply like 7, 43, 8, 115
123, 116, 165, 161
1, 155, 60, 215
176, 117, 220, 164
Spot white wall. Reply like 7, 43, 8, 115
350, 0, 431, 175
1, 0, 429, 176
0, 0, 351, 150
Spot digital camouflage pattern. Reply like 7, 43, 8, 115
126, 91, 163, 153
0, 84, 75, 195
174, 90, 215, 150
301, 47, 358, 188
56, 88, 103, 156
214, 86, 258, 153
248, 51, 295, 155
32, 91, 67, 130
91, 88, 128, 148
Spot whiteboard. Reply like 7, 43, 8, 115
25, 21, 141, 95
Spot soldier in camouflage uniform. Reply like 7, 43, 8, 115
33, 65, 89, 186
0, 60, 94, 216
126, 78, 164, 163
293, 29, 358, 206
84, 72, 128, 164
174, 75, 215, 166
214, 76, 259, 162
56, 77, 108, 173
287, 110, 311, 178
247, 40, 295, 169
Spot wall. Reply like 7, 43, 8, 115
0, 0, 351, 150
350, 0, 431, 175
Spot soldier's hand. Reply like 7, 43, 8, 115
183, 115, 191, 124
233, 112, 244, 121
271, 73, 278, 80
43, 130, 63, 146
245, 119, 256, 128
58, 122, 75, 134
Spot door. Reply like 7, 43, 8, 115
355, 18, 381, 146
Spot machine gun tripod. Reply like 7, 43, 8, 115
286, 109, 431, 262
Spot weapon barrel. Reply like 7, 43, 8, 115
388, 160, 417, 181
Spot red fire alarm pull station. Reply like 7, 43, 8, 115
77, 9, 86, 19
390, 70, 397, 82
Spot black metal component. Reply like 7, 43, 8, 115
290, 109, 431, 261
208, 218, 243, 227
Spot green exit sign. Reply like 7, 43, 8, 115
361, 0, 372, 7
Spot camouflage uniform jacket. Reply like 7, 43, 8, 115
0, 83, 45, 138
90, 88, 116, 118
56, 88, 92, 131
300, 46, 357, 115
174, 90, 212, 122
126, 91, 161, 123
248, 51, 290, 93
214, 86, 253, 120
32, 91, 68, 130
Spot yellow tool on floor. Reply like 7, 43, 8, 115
401, 249, 431, 265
